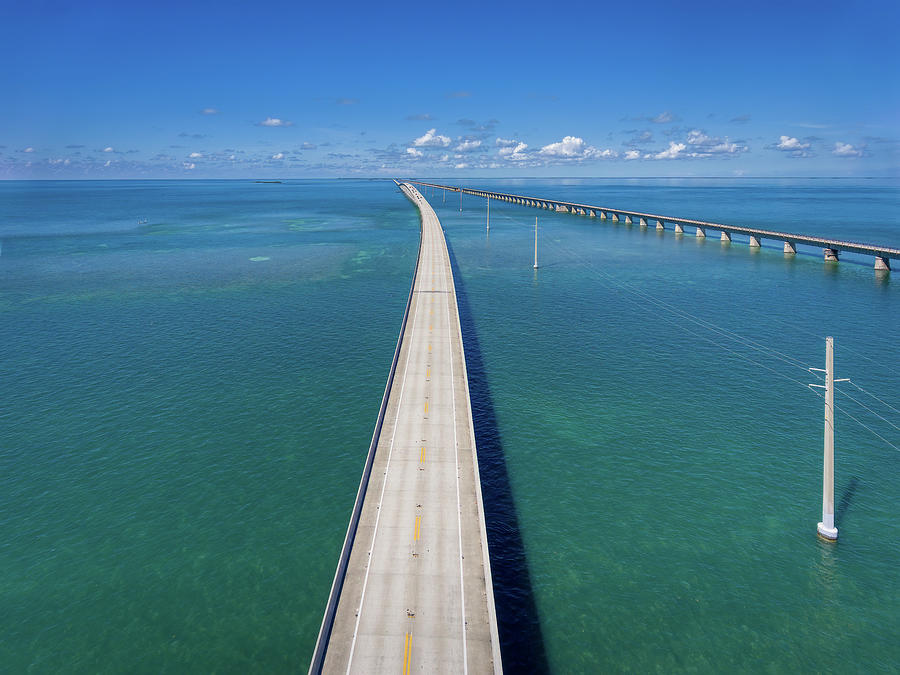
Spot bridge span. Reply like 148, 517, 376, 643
309, 182, 502, 674
408, 180, 898, 271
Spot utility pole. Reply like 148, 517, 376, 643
487, 196, 490, 232
459, 189, 462, 212
809, 336, 848, 541
533, 217, 539, 269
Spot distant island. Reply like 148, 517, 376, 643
255, 180, 282, 184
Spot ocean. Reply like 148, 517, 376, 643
1, 178, 897, 672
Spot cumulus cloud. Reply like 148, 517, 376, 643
497, 139, 529, 161
182, 162, 195, 170
406, 147, 423, 158
103, 146, 114, 152
774, 135, 812, 157
539, 135, 616, 160
456, 139, 482, 151
684, 129, 747, 156
653, 142, 686, 159
455, 163, 469, 169
624, 150, 641, 160
257, 117, 293, 127
271, 152, 284, 159
24, 147, 35, 153
189, 152, 203, 158
201, 108, 219, 115
833, 142, 863, 157
413, 128, 451, 147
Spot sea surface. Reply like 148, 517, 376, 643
1, 178, 897, 673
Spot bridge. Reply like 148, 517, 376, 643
309, 183, 502, 673
407, 181, 898, 271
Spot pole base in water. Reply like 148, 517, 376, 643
817, 522, 838, 541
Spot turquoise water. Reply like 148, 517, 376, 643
1, 179, 897, 672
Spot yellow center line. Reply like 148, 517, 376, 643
426, 367, 430, 379
420, 446, 426, 463
424, 401, 428, 415
428, 344, 431, 353
403, 632, 412, 675
414, 515, 421, 541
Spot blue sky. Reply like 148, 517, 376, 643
2, 0, 898, 178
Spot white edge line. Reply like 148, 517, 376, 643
345, 188, 422, 674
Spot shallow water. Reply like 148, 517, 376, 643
1, 178, 897, 672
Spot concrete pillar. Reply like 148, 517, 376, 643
639, 218, 647, 228
817, 336, 838, 541
625, 215, 633, 224
784, 241, 797, 254
875, 256, 891, 271
600, 211, 607, 220
612, 213, 619, 222
589, 210, 596, 217
824, 248, 840, 261
656, 220, 665, 230
721, 231, 731, 242
674, 223, 684, 234
696, 226, 706, 238
749, 235, 762, 247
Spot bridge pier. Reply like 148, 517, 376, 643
696, 226, 706, 238
656, 219, 665, 230
824, 248, 839, 262
600, 211, 607, 220
875, 256, 891, 271
749, 235, 762, 247
784, 241, 797, 255
612, 213, 619, 222
639, 217, 647, 228
624, 215, 632, 224
589, 209, 596, 217
674, 223, 685, 234
721, 231, 731, 242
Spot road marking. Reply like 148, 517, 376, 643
403, 633, 412, 675
420, 446, 426, 463
414, 515, 421, 541
344, 264, 422, 675
428, 344, 432, 353
424, 401, 428, 415
426, 367, 430, 379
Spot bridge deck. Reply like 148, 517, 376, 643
409, 180, 899, 263
316, 183, 501, 674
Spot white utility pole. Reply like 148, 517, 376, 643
487, 196, 490, 232
809, 336, 848, 541
533, 217, 539, 269
459, 189, 462, 212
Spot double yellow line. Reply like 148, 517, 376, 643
403, 632, 413, 674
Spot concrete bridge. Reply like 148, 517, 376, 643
408, 181, 898, 271
309, 182, 502, 674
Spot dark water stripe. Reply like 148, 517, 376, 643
446, 236, 550, 675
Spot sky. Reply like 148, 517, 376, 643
2, 0, 898, 178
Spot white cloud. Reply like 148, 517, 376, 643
833, 142, 863, 157
24, 146, 35, 153
654, 142, 686, 159
406, 147, 423, 158
684, 129, 747, 156
189, 152, 203, 158
496, 138, 519, 147
651, 111, 676, 124
539, 135, 616, 160
439, 154, 450, 162
455, 163, 469, 169
413, 128, 451, 147
258, 117, 293, 127
624, 150, 641, 160
104, 160, 112, 167
776, 135, 810, 151
182, 162, 196, 170
201, 108, 219, 115
103, 146, 114, 153
271, 152, 284, 159
456, 139, 482, 151
498, 140, 529, 161
48, 158, 70, 165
